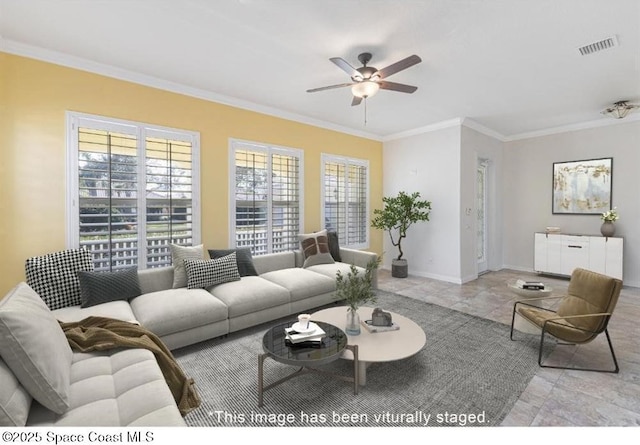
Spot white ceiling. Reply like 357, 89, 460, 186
1, 0, 639, 140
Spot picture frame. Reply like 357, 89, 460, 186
552, 157, 612, 215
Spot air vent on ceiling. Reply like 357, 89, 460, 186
578, 35, 619, 56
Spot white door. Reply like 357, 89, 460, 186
477, 159, 489, 274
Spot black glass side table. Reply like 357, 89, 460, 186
258, 320, 358, 407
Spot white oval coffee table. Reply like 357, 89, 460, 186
311, 306, 426, 385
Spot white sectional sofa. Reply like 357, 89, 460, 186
0, 247, 377, 427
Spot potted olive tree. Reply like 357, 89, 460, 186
371, 191, 432, 278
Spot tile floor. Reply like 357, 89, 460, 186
376, 268, 640, 426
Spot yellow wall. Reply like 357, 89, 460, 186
0, 53, 383, 295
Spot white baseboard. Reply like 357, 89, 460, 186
380, 266, 463, 284
382, 264, 640, 288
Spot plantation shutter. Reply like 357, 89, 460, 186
69, 113, 200, 271
348, 162, 368, 246
323, 161, 347, 238
322, 155, 369, 249
77, 126, 139, 271
271, 152, 301, 252
145, 133, 195, 268
232, 141, 302, 255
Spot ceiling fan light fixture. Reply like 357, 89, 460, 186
351, 80, 380, 99
601, 100, 640, 119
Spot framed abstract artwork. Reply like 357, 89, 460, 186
552, 157, 612, 214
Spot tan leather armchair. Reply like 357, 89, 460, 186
510, 268, 623, 373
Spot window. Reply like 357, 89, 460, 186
67, 112, 200, 271
321, 154, 369, 249
230, 140, 302, 255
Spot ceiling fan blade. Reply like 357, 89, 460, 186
378, 81, 418, 93
351, 96, 363, 106
330, 57, 361, 79
306, 82, 354, 93
374, 55, 422, 79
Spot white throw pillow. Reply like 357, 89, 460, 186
0, 282, 73, 414
298, 229, 335, 268
0, 357, 32, 426
170, 244, 205, 288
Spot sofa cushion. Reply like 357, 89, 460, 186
0, 358, 32, 427
26, 349, 185, 426
78, 267, 142, 308
170, 244, 205, 289
298, 229, 335, 268
137, 267, 174, 295
208, 248, 259, 277
129, 288, 228, 338
209, 276, 289, 318
252, 251, 296, 274
306, 262, 366, 282
261, 268, 336, 302
53, 301, 138, 325
0, 283, 73, 414
24, 249, 94, 310
183, 254, 241, 289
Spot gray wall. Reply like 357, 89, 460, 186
382, 125, 462, 283
382, 119, 638, 287
503, 120, 640, 287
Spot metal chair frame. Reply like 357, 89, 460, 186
511, 298, 619, 373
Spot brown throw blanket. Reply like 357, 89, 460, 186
59, 316, 200, 416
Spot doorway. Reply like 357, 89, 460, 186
477, 159, 489, 275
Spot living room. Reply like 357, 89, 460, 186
1, 0, 639, 440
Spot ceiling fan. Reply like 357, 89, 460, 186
307, 52, 422, 106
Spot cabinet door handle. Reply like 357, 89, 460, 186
568, 245, 582, 248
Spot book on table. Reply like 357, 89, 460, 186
515, 279, 545, 290
361, 320, 400, 333
284, 324, 326, 344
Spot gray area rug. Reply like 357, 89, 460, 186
174, 291, 553, 427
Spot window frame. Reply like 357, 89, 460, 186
66, 111, 201, 270
229, 138, 304, 255
321, 153, 370, 250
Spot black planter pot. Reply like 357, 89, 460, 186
391, 259, 408, 278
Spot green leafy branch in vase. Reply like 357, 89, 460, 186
335, 257, 381, 311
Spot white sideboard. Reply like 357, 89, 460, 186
534, 233, 623, 280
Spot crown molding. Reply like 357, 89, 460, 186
4, 38, 638, 145
382, 117, 509, 142
0, 38, 382, 142
381, 118, 464, 142
503, 113, 640, 142
460, 118, 507, 141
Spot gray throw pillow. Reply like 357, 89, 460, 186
327, 230, 342, 262
208, 248, 259, 277
183, 253, 241, 289
77, 267, 142, 308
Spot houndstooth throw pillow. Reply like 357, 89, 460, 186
183, 253, 241, 289
25, 249, 94, 310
